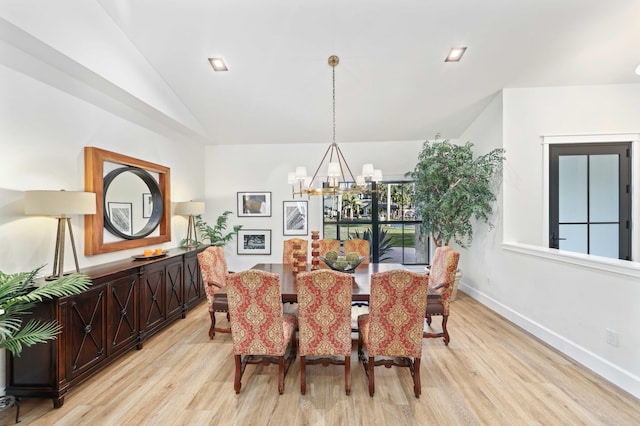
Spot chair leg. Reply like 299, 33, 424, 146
345, 355, 351, 396
300, 356, 306, 395
234, 355, 242, 394
368, 356, 375, 397
442, 314, 450, 346
209, 311, 216, 339
278, 356, 285, 395
413, 357, 421, 398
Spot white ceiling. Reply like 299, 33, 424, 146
94, 0, 640, 145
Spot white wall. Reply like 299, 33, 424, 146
205, 140, 423, 272
0, 7, 207, 391
459, 85, 640, 398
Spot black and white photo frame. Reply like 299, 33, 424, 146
283, 200, 308, 235
237, 191, 272, 217
237, 229, 271, 255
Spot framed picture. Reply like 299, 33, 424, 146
237, 229, 272, 255
237, 191, 272, 217
107, 202, 133, 235
283, 200, 308, 235
142, 193, 152, 218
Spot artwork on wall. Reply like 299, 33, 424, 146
237, 191, 272, 217
107, 202, 133, 235
283, 200, 308, 235
142, 193, 152, 218
237, 229, 271, 255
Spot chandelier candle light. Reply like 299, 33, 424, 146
288, 55, 382, 197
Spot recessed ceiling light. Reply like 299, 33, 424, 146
208, 57, 228, 72
445, 47, 467, 62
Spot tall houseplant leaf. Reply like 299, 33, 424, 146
409, 135, 505, 247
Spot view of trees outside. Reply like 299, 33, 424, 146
323, 181, 428, 264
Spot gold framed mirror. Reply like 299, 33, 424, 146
84, 147, 171, 255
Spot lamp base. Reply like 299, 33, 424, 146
45, 271, 75, 281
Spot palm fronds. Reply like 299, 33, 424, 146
0, 266, 91, 356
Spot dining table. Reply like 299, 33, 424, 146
249, 262, 406, 303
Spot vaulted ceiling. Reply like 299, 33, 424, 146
7, 1, 640, 145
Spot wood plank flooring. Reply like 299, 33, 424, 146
2, 292, 639, 425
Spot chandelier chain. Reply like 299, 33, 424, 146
332, 64, 336, 145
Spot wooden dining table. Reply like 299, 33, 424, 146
249, 262, 406, 303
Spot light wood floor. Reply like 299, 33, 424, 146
2, 292, 639, 425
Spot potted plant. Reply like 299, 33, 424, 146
194, 210, 242, 247
0, 267, 91, 356
408, 135, 505, 298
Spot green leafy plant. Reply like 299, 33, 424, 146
409, 134, 505, 247
0, 267, 91, 356
351, 226, 393, 262
194, 210, 242, 247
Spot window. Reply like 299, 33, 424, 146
549, 143, 631, 260
322, 181, 428, 264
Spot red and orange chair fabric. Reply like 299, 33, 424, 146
282, 238, 308, 264
197, 246, 231, 339
357, 269, 429, 398
424, 246, 460, 345
296, 269, 353, 395
226, 269, 297, 394
343, 238, 370, 264
317, 238, 340, 257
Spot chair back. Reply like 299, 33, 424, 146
318, 239, 340, 257
197, 247, 229, 310
296, 270, 352, 357
283, 238, 308, 264
367, 270, 428, 358
227, 269, 288, 356
344, 238, 370, 264
429, 246, 460, 314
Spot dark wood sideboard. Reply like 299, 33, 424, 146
5, 246, 207, 408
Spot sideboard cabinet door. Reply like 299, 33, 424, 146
165, 257, 184, 320
65, 286, 107, 382
106, 272, 139, 356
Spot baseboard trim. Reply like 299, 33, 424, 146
459, 282, 640, 400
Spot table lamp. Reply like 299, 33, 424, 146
175, 201, 205, 248
24, 190, 96, 280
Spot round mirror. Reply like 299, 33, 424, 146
103, 166, 163, 239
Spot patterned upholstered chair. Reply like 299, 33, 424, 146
344, 238, 370, 264
296, 269, 353, 395
424, 246, 460, 345
227, 269, 297, 394
317, 238, 340, 257
197, 246, 231, 339
357, 270, 429, 398
283, 238, 308, 264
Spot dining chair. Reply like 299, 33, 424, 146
357, 269, 429, 398
317, 238, 340, 257
344, 238, 370, 264
296, 269, 353, 395
283, 238, 308, 264
423, 246, 460, 345
227, 269, 297, 394
197, 246, 231, 339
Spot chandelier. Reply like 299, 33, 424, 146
288, 55, 382, 197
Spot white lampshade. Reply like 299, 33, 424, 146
287, 172, 297, 184
356, 175, 366, 186
175, 201, 205, 216
24, 190, 96, 216
372, 169, 383, 182
295, 166, 308, 179
362, 163, 374, 177
327, 161, 341, 177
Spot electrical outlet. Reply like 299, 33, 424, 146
606, 329, 619, 347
